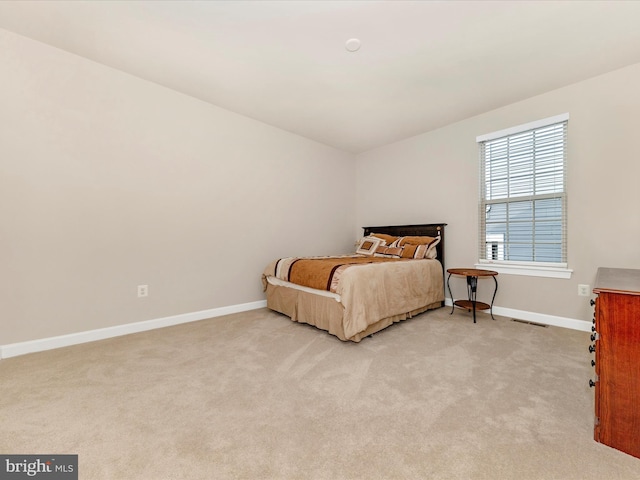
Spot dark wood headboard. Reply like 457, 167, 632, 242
362, 223, 446, 267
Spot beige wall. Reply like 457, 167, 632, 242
3, 26, 639, 347
0, 29, 355, 345
356, 62, 640, 323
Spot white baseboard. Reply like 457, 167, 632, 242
0, 300, 267, 360
2, 298, 589, 360
444, 298, 591, 332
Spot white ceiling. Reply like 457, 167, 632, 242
2, 1, 640, 153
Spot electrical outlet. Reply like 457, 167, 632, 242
137, 285, 148, 297
578, 284, 590, 297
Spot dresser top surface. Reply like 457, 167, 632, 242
594, 267, 640, 296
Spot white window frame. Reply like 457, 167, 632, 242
475, 113, 572, 279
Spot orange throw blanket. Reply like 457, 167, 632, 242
275, 256, 407, 292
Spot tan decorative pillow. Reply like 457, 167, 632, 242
400, 244, 426, 259
394, 235, 438, 247
398, 236, 441, 259
370, 233, 398, 245
424, 235, 441, 258
355, 236, 384, 256
374, 246, 403, 258
425, 240, 439, 259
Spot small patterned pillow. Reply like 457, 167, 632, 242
355, 236, 385, 256
373, 246, 403, 258
400, 244, 428, 259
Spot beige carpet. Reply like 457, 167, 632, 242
1, 307, 638, 479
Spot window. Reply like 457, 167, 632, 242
476, 114, 571, 279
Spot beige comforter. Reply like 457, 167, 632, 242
263, 257, 444, 340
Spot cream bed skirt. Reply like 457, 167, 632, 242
265, 281, 442, 342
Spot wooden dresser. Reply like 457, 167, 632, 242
591, 267, 640, 459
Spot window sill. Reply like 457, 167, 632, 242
474, 261, 573, 279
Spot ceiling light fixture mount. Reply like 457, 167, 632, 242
345, 38, 361, 52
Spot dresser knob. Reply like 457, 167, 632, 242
591, 334, 597, 342
591, 359, 596, 367
589, 379, 597, 388
590, 299, 596, 306
589, 345, 596, 353
592, 326, 596, 332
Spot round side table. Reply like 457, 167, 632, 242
446, 268, 498, 323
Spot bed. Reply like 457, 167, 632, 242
262, 223, 446, 342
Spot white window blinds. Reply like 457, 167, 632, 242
478, 114, 568, 266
